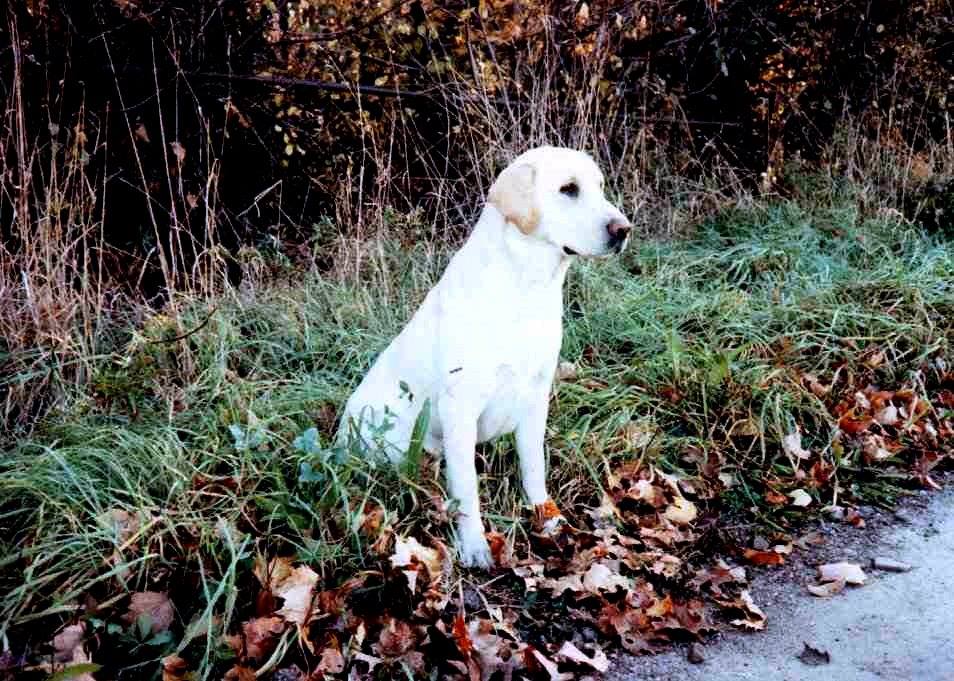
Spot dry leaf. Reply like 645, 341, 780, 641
240, 616, 286, 661
530, 648, 574, 681
255, 558, 320, 626
743, 548, 784, 566
663, 496, 697, 525
807, 578, 846, 597
317, 647, 346, 674
788, 488, 812, 507
818, 562, 866, 585
125, 591, 174, 633
161, 655, 190, 681
782, 431, 811, 460
582, 563, 633, 594
223, 665, 256, 681
53, 623, 86, 663
729, 590, 766, 630
134, 122, 151, 143
556, 641, 609, 672
170, 141, 186, 164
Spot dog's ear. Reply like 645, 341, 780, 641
487, 162, 538, 235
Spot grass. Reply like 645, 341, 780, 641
1, 176, 952, 678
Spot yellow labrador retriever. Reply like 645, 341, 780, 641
340, 146, 631, 567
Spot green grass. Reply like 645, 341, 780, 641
1, 184, 952, 677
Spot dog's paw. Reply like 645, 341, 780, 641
533, 499, 568, 537
457, 534, 494, 570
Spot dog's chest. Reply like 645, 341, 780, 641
474, 306, 561, 442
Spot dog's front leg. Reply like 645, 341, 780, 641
516, 391, 566, 535
440, 400, 493, 568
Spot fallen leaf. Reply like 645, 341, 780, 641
794, 531, 826, 550
806, 578, 846, 597
863, 434, 895, 462
240, 616, 286, 661
798, 642, 831, 665
838, 411, 874, 435
818, 562, 866, 585
788, 488, 812, 507
556, 641, 609, 672
124, 592, 174, 633
729, 590, 766, 630
134, 122, 151, 143
161, 655, 190, 681
663, 496, 697, 525
582, 563, 633, 594
530, 648, 574, 680
53, 623, 86, 663
874, 403, 899, 426
782, 431, 811, 460
743, 548, 785, 566
390, 536, 444, 593
223, 665, 256, 681
317, 646, 346, 674
170, 141, 186, 164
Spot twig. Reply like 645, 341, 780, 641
195, 71, 741, 127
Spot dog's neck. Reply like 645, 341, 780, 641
468, 205, 572, 291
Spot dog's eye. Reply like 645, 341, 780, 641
559, 181, 579, 198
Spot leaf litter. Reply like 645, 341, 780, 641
19, 353, 954, 678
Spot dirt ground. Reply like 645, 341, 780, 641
608, 478, 954, 681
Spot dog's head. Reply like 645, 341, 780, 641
487, 146, 631, 257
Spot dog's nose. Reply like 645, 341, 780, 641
607, 220, 631, 249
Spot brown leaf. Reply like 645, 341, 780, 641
390, 536, 444, 594
743, 548, 785, 566
170, 141, 186, 164
529, 648, 574, 680
255, 558, 319, 626
161, 655, 190, 681
838, 411, 874, 435
729, 590, 766, 630
817, 562, 866, 585
125, 591, 174, 633
223, 665, 256, 681
317, 646, 346, 674
374, 618, 416, 658
53, 623, 86, 663
134, 122, 151, 143
556, 641, 609, 672
240, 616, 286, 661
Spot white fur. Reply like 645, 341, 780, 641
339, 146, 631, 567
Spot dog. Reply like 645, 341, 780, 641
339, 146, 631, 567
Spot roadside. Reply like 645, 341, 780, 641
609, 476, 954, 681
